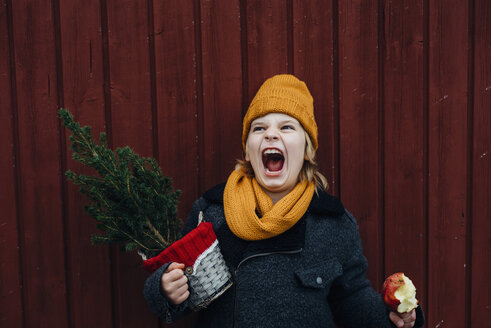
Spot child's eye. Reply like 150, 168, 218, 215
252, 126, 265, 132
281, 125, 294, 130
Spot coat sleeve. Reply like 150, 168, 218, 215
142, 198, 207, 322
328, 211, 425, 328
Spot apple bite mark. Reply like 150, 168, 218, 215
382, 273, 418, 313
262, 148, 284, 175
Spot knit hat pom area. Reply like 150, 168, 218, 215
242, 74, 318, 151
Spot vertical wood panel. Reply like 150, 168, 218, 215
246, 0, 289, 98
0, 1, 23, 327
104, 1, 158, 327
59, 0, 114, 327
105, 1, 154, 151
199, 0, 243, 192
152, 3, 200, 324
338, 0, 383, 288
382, 0, 427, 310
428, 0, 469, 326
10, 0, 69, 326
152, 0, 199, 222
471, 0, 491, 325
292, 0, 339, 196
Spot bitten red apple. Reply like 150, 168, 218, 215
382, 272, 418, 313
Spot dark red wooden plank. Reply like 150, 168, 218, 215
292, 0, 339, 196
471, 0, 491, 325
382, 0, 427, 312
104, 1, 158, 327
105, 2, 154, 152
0, 1, 23, 327
199, 0, 243, 192
246, 0, 289, 99
152, 0, 199, 223
10, 0, 69, 326
428, 0, 469, 326
152, 2, 200, 325
59, 0, 114, 327
337, 0, 383, 289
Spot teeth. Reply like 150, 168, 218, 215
263, 149, 282, 155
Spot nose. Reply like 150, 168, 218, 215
264, 128, 279, 142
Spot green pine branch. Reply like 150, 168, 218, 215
59, 108, 182, 258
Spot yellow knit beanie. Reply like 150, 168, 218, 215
242, 74, 318, 151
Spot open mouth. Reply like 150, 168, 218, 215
262, 148, 284, 173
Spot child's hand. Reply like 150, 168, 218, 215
389, 309, 416, 328
160, 262, 190, 305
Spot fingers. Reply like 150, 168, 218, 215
389, 309, 416, 328
172, 284, 190, 305
165, 262, 185, 273
161, 263, 190, 305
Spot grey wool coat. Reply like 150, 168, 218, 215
144, 183, 425, 328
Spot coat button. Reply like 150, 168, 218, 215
316, 276, 323, 285
185, 266, 193, 274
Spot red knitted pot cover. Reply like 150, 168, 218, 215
143, 222, 217, 273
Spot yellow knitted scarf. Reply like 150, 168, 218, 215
223, 170, 315, 241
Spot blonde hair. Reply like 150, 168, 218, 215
235, 131, 328, 192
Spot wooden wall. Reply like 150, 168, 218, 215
1, 0, 489, 327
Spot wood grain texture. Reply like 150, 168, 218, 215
0, 1, 23, 327
470, 0, 491, 325
152, 0, 199, 220
10, 0, 69, 326
428, 0, 469, 326
153, 3, 200, 325
199, 0, 243, 192
59, 0, 114, 327
382, 0, 427, 311
245, 0, 289, 99
104, 0, 158, 327
337, 0, 383, 289
292, 0, 339, 196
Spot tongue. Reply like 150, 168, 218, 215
266, 158, 283, 172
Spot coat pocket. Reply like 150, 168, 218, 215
295, 259, 343, 289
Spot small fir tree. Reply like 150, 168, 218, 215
59, 108, 182, 259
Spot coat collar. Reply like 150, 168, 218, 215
203, 182, 345, 268
203, 182, 345, 217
